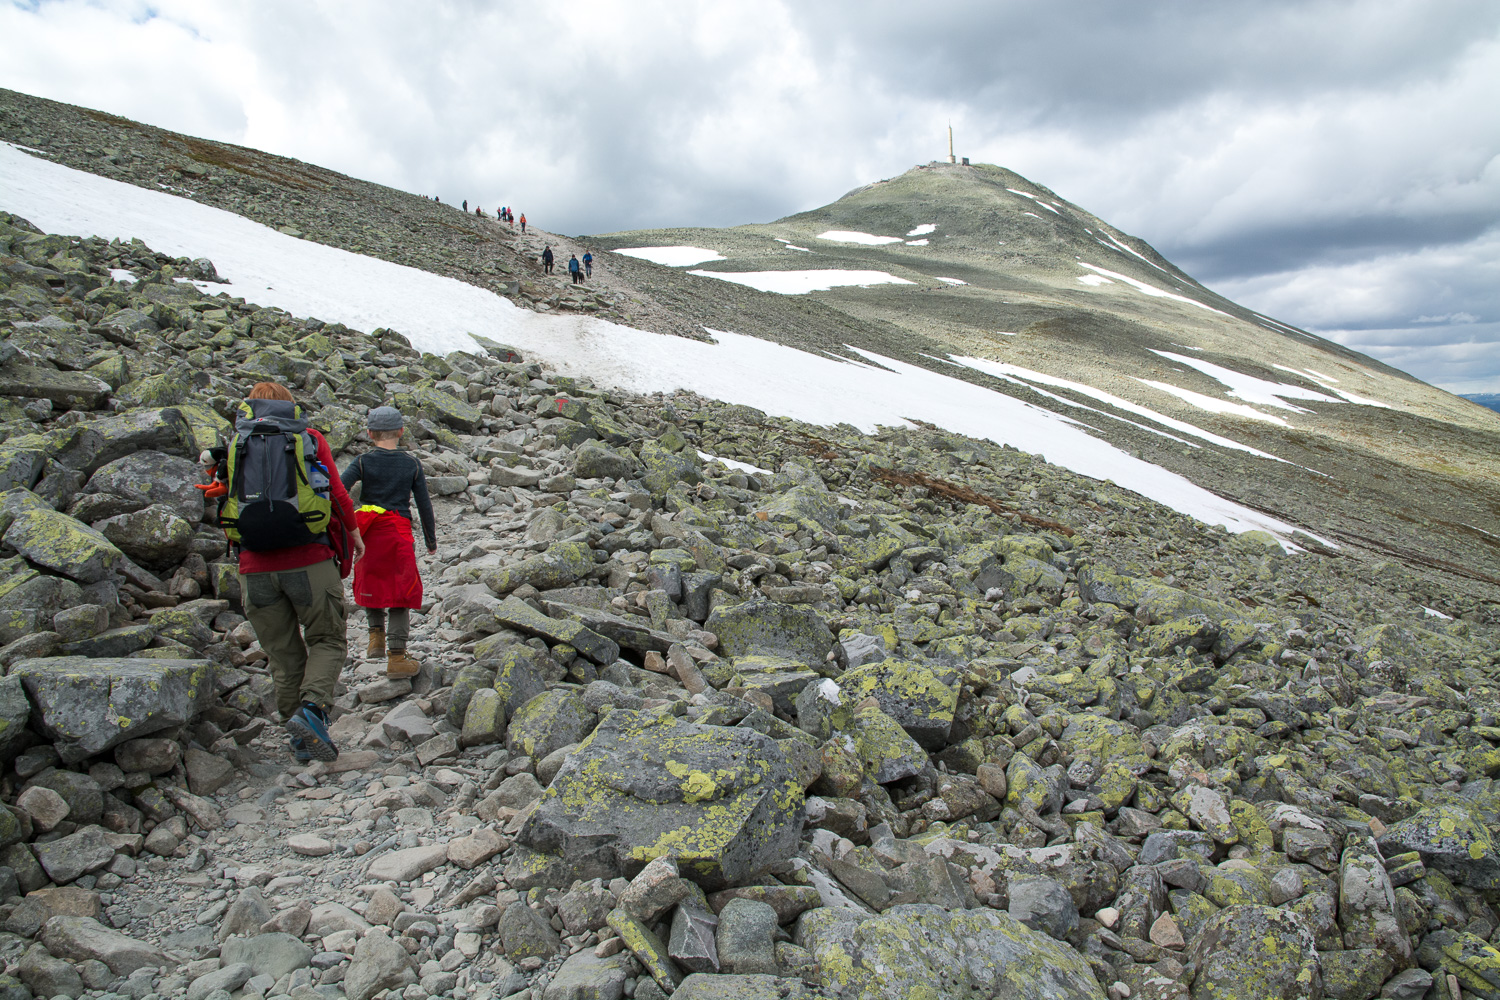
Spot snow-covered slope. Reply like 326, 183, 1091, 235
1, 140, 1324, 544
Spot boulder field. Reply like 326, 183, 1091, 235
0, 213, 1495, 999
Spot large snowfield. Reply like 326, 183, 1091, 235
0, 142, 1329, 545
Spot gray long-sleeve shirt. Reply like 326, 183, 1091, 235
340, 449, 437, 550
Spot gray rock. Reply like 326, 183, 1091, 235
51, 604, 109, 643
715, 898, 778, 976
18, 942, 83, 999
184, 748, 235, 796
1380, 968, 1433, 1000
1007, 876, 1079, 940
573, 441, 636, 481
1138, 829, 1216, 866
0, 676, 31, 762
84, 408, 193, 469
115, 738, 181, 775
541, 951, 630, 1000
1187, 904, 1320, 1000
12, 656, 214, 762
555, 881, 614, 936
839, 632, 887, 669
796, 904, 1100, 999
1337, 836, 1410, 966
186, 964, 250, 1000
84, 451, 205, 523
58, 624, 155, 658
0, 365, 111, 410
493, 597, 619, 666
506, 689, 593, 765
220, 932, 313, 978
95, 505, 194, 566
343, 928, 412, 1000
498, 901, 561, 960
39, 915, 170, 975
217, 887, 272, 941
705, 599, 835, 665
668, 903, 720, 974
1378, 805, 1500, 889
28, 770, 103, 825
364, 844, 447, 883
515, 709, 803, 890
3, 508, 123, 583
32, 826, 115, 884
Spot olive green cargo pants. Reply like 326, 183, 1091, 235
239, 558, 348, 719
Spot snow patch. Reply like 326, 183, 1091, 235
613, 246, 725, 267
817, 230, 902, 245
1155, 350, 1344, 411
1138, 379, 1290, 425
697, 451, 771, 476
1077, 274, 1113, 287
905, 239, 929, 246
1273, 364, 1390, 408
956, 357, 1289, 462
1080, 264, 1227, 316
0, 141, 1322, 548
108, 268, 137, 284
906, 224, 936, 236
1424, 606, 1454, 620
686, 269, 915, 294
935, 277, 966, 286
775, 239, 813, 253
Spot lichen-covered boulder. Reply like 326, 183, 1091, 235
94, 504, 193, 567
0, 675, 31, 762
836, 659, 957, 749
411, 386, 482, 432
1186, 904, 1320, 1000
1379, 805, 1500, 889
845, 706, 927, 785
84, 408, 194, 468
0, 365, 112, 410
638, 440, 702, 495
517, 709, 803, 890
3, 509, 123, 584
796, 904, 1103, 999
505, 689, 592, 761
11, 657, 214, 763
706, 599, 835, 666
573, 440, 637, 481
82, 451, 204, 523
479, 540, 596, 594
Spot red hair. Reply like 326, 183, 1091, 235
248, 382, 294, 401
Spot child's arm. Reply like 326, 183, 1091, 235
412, 458, 438, 553
340, 454, 362, 492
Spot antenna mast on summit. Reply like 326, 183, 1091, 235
947, 124, 956, 164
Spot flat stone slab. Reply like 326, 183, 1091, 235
12, 656, 213, 763
493, 596, 619, 665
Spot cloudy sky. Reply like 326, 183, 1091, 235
3, 1, 1498, 393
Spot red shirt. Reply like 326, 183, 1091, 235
238, 428, 358, 575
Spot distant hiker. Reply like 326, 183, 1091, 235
340, 407, 437, 680
542, 245, 554, 274
463, 199, 468, 211
435, 195, 440, 203
583, 251, 593, 277
568, 254, 581, 284
225, 382, 362, 763
520, 213, 527, 234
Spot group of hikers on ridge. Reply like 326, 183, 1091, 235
541, 245, 594, 283
208, 383, 438, 762
428, 195, 526, 233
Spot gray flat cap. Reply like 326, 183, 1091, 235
368, 406, 404, 431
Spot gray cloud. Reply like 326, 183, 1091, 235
1, 0, 1496, 389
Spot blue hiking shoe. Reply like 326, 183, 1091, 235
289, 735, 312, 764
286, 702, 338, 762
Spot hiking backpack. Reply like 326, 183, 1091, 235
218, 399, 333, 551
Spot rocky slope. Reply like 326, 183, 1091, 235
6, 87, 1496, 593
0, 207, 1499, 1000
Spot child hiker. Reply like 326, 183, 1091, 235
340, 406, 437, 679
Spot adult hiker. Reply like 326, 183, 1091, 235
568, 253, 582, 284
340, 406, 437, 680
225, 382, 362, 762
519, 213, 527, 234
582, 250, 593, 278
542, 245, 554, 274
462, 199, 468, 211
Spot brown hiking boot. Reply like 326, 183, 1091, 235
366, 628, 385, 659
386, 650, 420, 679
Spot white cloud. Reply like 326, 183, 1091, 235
0, 0, 1496, 388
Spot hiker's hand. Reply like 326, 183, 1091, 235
351, 531, 366, 564
427, 547, 438, 555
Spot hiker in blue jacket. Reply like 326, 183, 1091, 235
583, 251, 593, 278
568, 254, 581, 284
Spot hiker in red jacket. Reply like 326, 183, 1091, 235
231, 382, 362, 762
